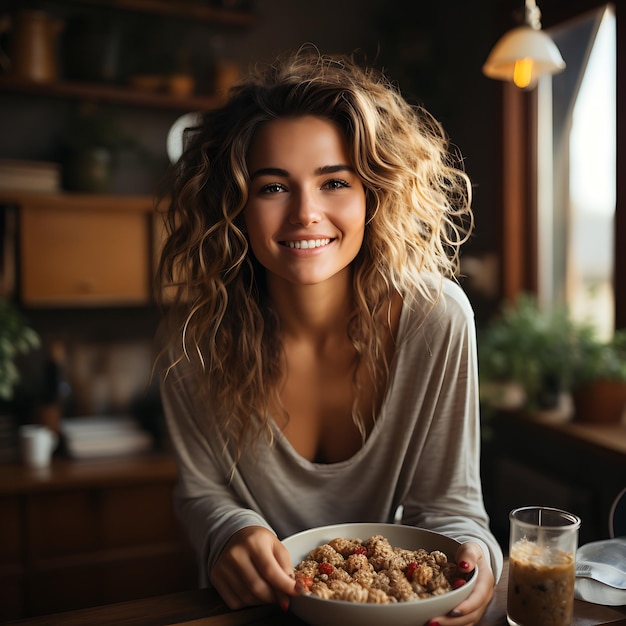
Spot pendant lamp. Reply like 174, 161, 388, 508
483, 0, 565, 89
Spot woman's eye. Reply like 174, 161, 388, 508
322, 178, 350, 190
261, 183, 286, 193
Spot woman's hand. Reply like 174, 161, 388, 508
210, 526, 297, 610
427, 542, 495, 626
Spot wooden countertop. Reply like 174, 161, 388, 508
534, 418, 626, 457
0, 453, 178, 494
6, 561, 626, 626
496, 411, 626, 463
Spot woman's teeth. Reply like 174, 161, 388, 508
284, 238, 331, 249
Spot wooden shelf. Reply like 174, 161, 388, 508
0, 191, 155, 212
38, 0, 256, 26
0, 0, 255, 109
0, 76, 224, 111
0, 454, 179, 494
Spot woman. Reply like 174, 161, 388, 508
156, 49, 503, 626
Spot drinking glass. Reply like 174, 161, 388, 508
507, 506, 581, 626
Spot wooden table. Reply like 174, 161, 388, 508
6, 562, 626, 626
0, 455, 197, 620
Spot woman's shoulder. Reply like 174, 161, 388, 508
440, 278, 475, 323
403, 277, 474, 325
398, 278, 476, 349
393, 278, 476, 370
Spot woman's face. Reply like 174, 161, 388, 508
244, 115, 366, 288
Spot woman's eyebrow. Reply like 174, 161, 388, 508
249, 167, 288, 179
316, 164, 355, 175
249, 164, 355, 180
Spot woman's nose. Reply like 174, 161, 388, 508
288, 188, 321, 226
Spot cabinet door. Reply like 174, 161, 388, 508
20, 204, 151, 306
0, 496, 24, 620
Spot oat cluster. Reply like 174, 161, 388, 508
293, 534, 465, 604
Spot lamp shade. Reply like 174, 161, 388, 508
483, 25, 566, 88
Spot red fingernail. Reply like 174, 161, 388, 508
280, 599, 289, 612
429, 621, 441, 626
459, 560, 470, 570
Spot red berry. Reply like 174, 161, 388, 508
405, 562, 419, 579
453, 578, 467, 589
318, 562, 334, 576
354, 546, 367, 556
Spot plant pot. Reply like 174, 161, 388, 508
479, 380, 526, 411
64, 147, 115, 193
573, 379, 626, 424
528, 391, 574, 423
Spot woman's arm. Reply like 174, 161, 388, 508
402, 282, 503, 580
161, 367, 274, 586
402, 285, 502, 625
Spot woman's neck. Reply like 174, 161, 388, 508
266, 269, 354, 345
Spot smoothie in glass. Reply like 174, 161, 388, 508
507, 506, 580, 626
508, 538, 575, 626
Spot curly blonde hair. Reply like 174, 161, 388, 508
156, 48, 473, 459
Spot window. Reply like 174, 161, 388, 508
538, 5, 617, 338
500, 0, 626, 336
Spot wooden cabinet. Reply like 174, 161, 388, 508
482, 413, 626, 549
1, 192, 156, 306
0, 495, 23, 619
0, 455, 197, 620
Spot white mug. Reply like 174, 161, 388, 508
19, 424, 58, 468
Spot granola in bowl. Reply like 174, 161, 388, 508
282, 523, 477, 626
294, 533, 468, 603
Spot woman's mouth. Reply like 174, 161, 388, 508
281, 238, 332, 249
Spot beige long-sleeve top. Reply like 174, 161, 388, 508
161, 279, 504, 586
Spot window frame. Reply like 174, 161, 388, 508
499, 1, 625, 330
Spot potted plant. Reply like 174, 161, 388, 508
570, 328, 626, 423
61, 103, 145, 193
0, 298, 40, 402
477, 295, 593, 419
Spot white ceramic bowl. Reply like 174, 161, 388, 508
282, 523, 476, 626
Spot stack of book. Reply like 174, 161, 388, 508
0, 159, 61, 193
61, 415, 154, 459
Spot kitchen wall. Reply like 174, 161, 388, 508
0, 0, 520, 426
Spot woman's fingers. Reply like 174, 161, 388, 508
210, 526, 297, 609
427, 542, 495, 626
250, 538, 297, 607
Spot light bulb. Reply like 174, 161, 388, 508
513, 58, 534, 88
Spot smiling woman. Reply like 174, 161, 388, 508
244, 116, 366, 288
154, 48, 502, 626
